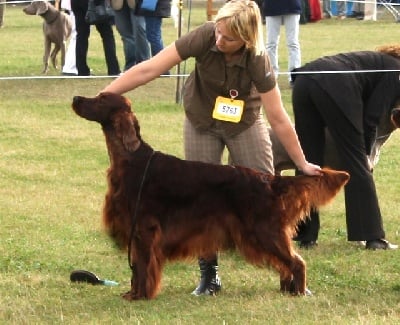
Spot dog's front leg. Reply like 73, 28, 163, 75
121, 265, 141, 301
50, 44, 61, 70
122, 229, 163, 300
42, 37, 51, 74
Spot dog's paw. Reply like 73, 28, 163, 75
121, 291, 136, 301
121, 290, 145, 301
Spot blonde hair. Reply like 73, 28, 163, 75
376, 44, 400, 59
215, 0, 264, 55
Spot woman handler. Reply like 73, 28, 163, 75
102, 0, 321, 296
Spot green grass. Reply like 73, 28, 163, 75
1, 3, 400, 324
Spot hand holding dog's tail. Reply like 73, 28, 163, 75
274, 168, 349, 229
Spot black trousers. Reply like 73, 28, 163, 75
71, 0, 120, 76
292, 76, 385, 242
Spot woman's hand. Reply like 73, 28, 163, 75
298, 162, 322, 176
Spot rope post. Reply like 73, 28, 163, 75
175, 0, 184, 104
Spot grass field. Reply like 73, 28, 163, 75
1, 2, 400, 324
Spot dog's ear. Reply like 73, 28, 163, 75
114, 112, 141, 152
36, 1, 49, 15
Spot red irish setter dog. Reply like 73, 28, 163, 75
72, 93, 349, 300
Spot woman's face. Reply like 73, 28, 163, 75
215, 20, 245, 55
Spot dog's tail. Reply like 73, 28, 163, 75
272, 168, 349, 229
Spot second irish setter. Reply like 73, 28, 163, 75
72, 93, 349, 300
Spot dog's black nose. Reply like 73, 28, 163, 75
72, 96, 82, 104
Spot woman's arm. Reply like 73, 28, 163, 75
260, 85, 321, 175
102, 43, 183, 95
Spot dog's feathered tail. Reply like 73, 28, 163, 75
272, 168, 349, 232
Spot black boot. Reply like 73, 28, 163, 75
191, 257, 222, 296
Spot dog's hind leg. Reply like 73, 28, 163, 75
250, 230, 307, 295
291, 252, 307, 294
279, 252, 306, 295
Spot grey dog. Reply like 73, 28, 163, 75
23, 1, 72, 74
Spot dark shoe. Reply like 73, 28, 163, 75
191, 258, 222, 296
366, 239, 398, 250
298, 240, 318, 249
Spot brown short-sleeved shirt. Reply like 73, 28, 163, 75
175, 22, 276, 136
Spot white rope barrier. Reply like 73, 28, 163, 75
3, 0, 400, 7
1, 70, 400, 81
0, 74, 190, 80
289, 69, 400, 75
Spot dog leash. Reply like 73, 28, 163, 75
127, 149, 156, 271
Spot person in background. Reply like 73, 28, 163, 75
71, 0, 120, 76
322, 0, 332, 19
263, 0, 302, 85
350, 0, 364, 20
111, 0, 150, 71
100, 0, 321, 296
0, 0, 5, 28
291, 45, 400, 250
136, 0, 171, 58
336, 0, 347, 19
61, 0, 78, 75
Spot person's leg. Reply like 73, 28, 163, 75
321, 109, 385, 242
184, 118, 225, 164
284, 14, 301, 82
337, 1, 346, 17
113, 3, 136, 70
226, 114, 274, 174
0, 1, 5, 28
62, 11, 78, 75
292, 77, 326, 246
144, 16, 163, 56
131, 13, 150, 63
265, 16, 282, 76
184, 117, 224, 295
71, 0, 91, 76
95, 22, 120, 75
322, 0, 332, 17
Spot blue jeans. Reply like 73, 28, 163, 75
337, 1, 346, 16
113, 2, 150, 70
265, 14, 301, 82
144, 16, 163, 56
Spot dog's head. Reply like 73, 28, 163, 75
23, 1, 49, 16
72, 93, 141, 152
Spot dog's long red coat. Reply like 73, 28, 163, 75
72, 93, 349, 300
